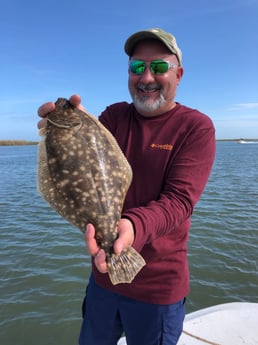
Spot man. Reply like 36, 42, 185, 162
38, 28, 216, 345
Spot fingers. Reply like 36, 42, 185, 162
69, 94, 81, 107
85, 224, 99, 256
38, 102, 55, 118
37, 94, 85, 119
37, 118, 47, 129
85, 224, 108, 273
69, 94, 86, 112
94, 249, 108, 273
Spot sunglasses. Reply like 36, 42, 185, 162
129, 59, 178, 75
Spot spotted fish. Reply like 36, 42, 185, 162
37, 98, 145, 285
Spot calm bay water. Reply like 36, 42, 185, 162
0, 142, 257, 345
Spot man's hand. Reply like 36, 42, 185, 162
85, 219, 135, 274
37, 94, 85, 129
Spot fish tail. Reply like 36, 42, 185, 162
107, 247, 146, 285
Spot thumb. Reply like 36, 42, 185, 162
113, 218, 135, 255
113, 238, 124, 255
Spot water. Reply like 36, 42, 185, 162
0, 142, 257, 344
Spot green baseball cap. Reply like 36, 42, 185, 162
124, 28, 182, 66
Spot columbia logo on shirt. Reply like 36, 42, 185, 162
150, 143, 173, 151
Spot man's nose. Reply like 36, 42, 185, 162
139, 67, 156, 83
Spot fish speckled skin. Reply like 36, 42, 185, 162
37, 98, 145, 284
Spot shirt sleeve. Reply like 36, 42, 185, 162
122, 121, 216, 252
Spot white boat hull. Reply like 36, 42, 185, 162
118, 302, 258, 345
238, 140, 258, 144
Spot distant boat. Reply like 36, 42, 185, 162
238, 139, 258, 144
118, 302, 258, 345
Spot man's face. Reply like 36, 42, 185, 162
128, 39, 183, 117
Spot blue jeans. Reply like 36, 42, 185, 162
79, 275, 185, 345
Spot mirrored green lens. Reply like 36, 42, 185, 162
150, 60, 169, 74
130, 61, 146, 74
129, 60, 170, 75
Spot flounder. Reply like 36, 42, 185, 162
37, 98, 145, 285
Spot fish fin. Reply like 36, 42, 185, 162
107, 247, 146, 285
37, 138, 52, 197
37, 139, 67, 215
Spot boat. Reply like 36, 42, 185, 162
117, 302, 258, 345
237, 139, 258, 144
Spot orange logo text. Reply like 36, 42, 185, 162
150, 143, 173, 151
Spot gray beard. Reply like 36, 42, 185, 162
132, 94, 166, 114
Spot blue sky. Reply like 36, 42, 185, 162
1, 0, 257, 140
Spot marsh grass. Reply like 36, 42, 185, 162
0, 140, 38, 146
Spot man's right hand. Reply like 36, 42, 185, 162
37, 94, 85, 129
85, 219, 135, 274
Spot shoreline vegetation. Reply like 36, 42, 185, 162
0, 139, 258, 146
0, 140, 39, 146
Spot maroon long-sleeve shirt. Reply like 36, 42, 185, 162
92, 102, 216, 304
